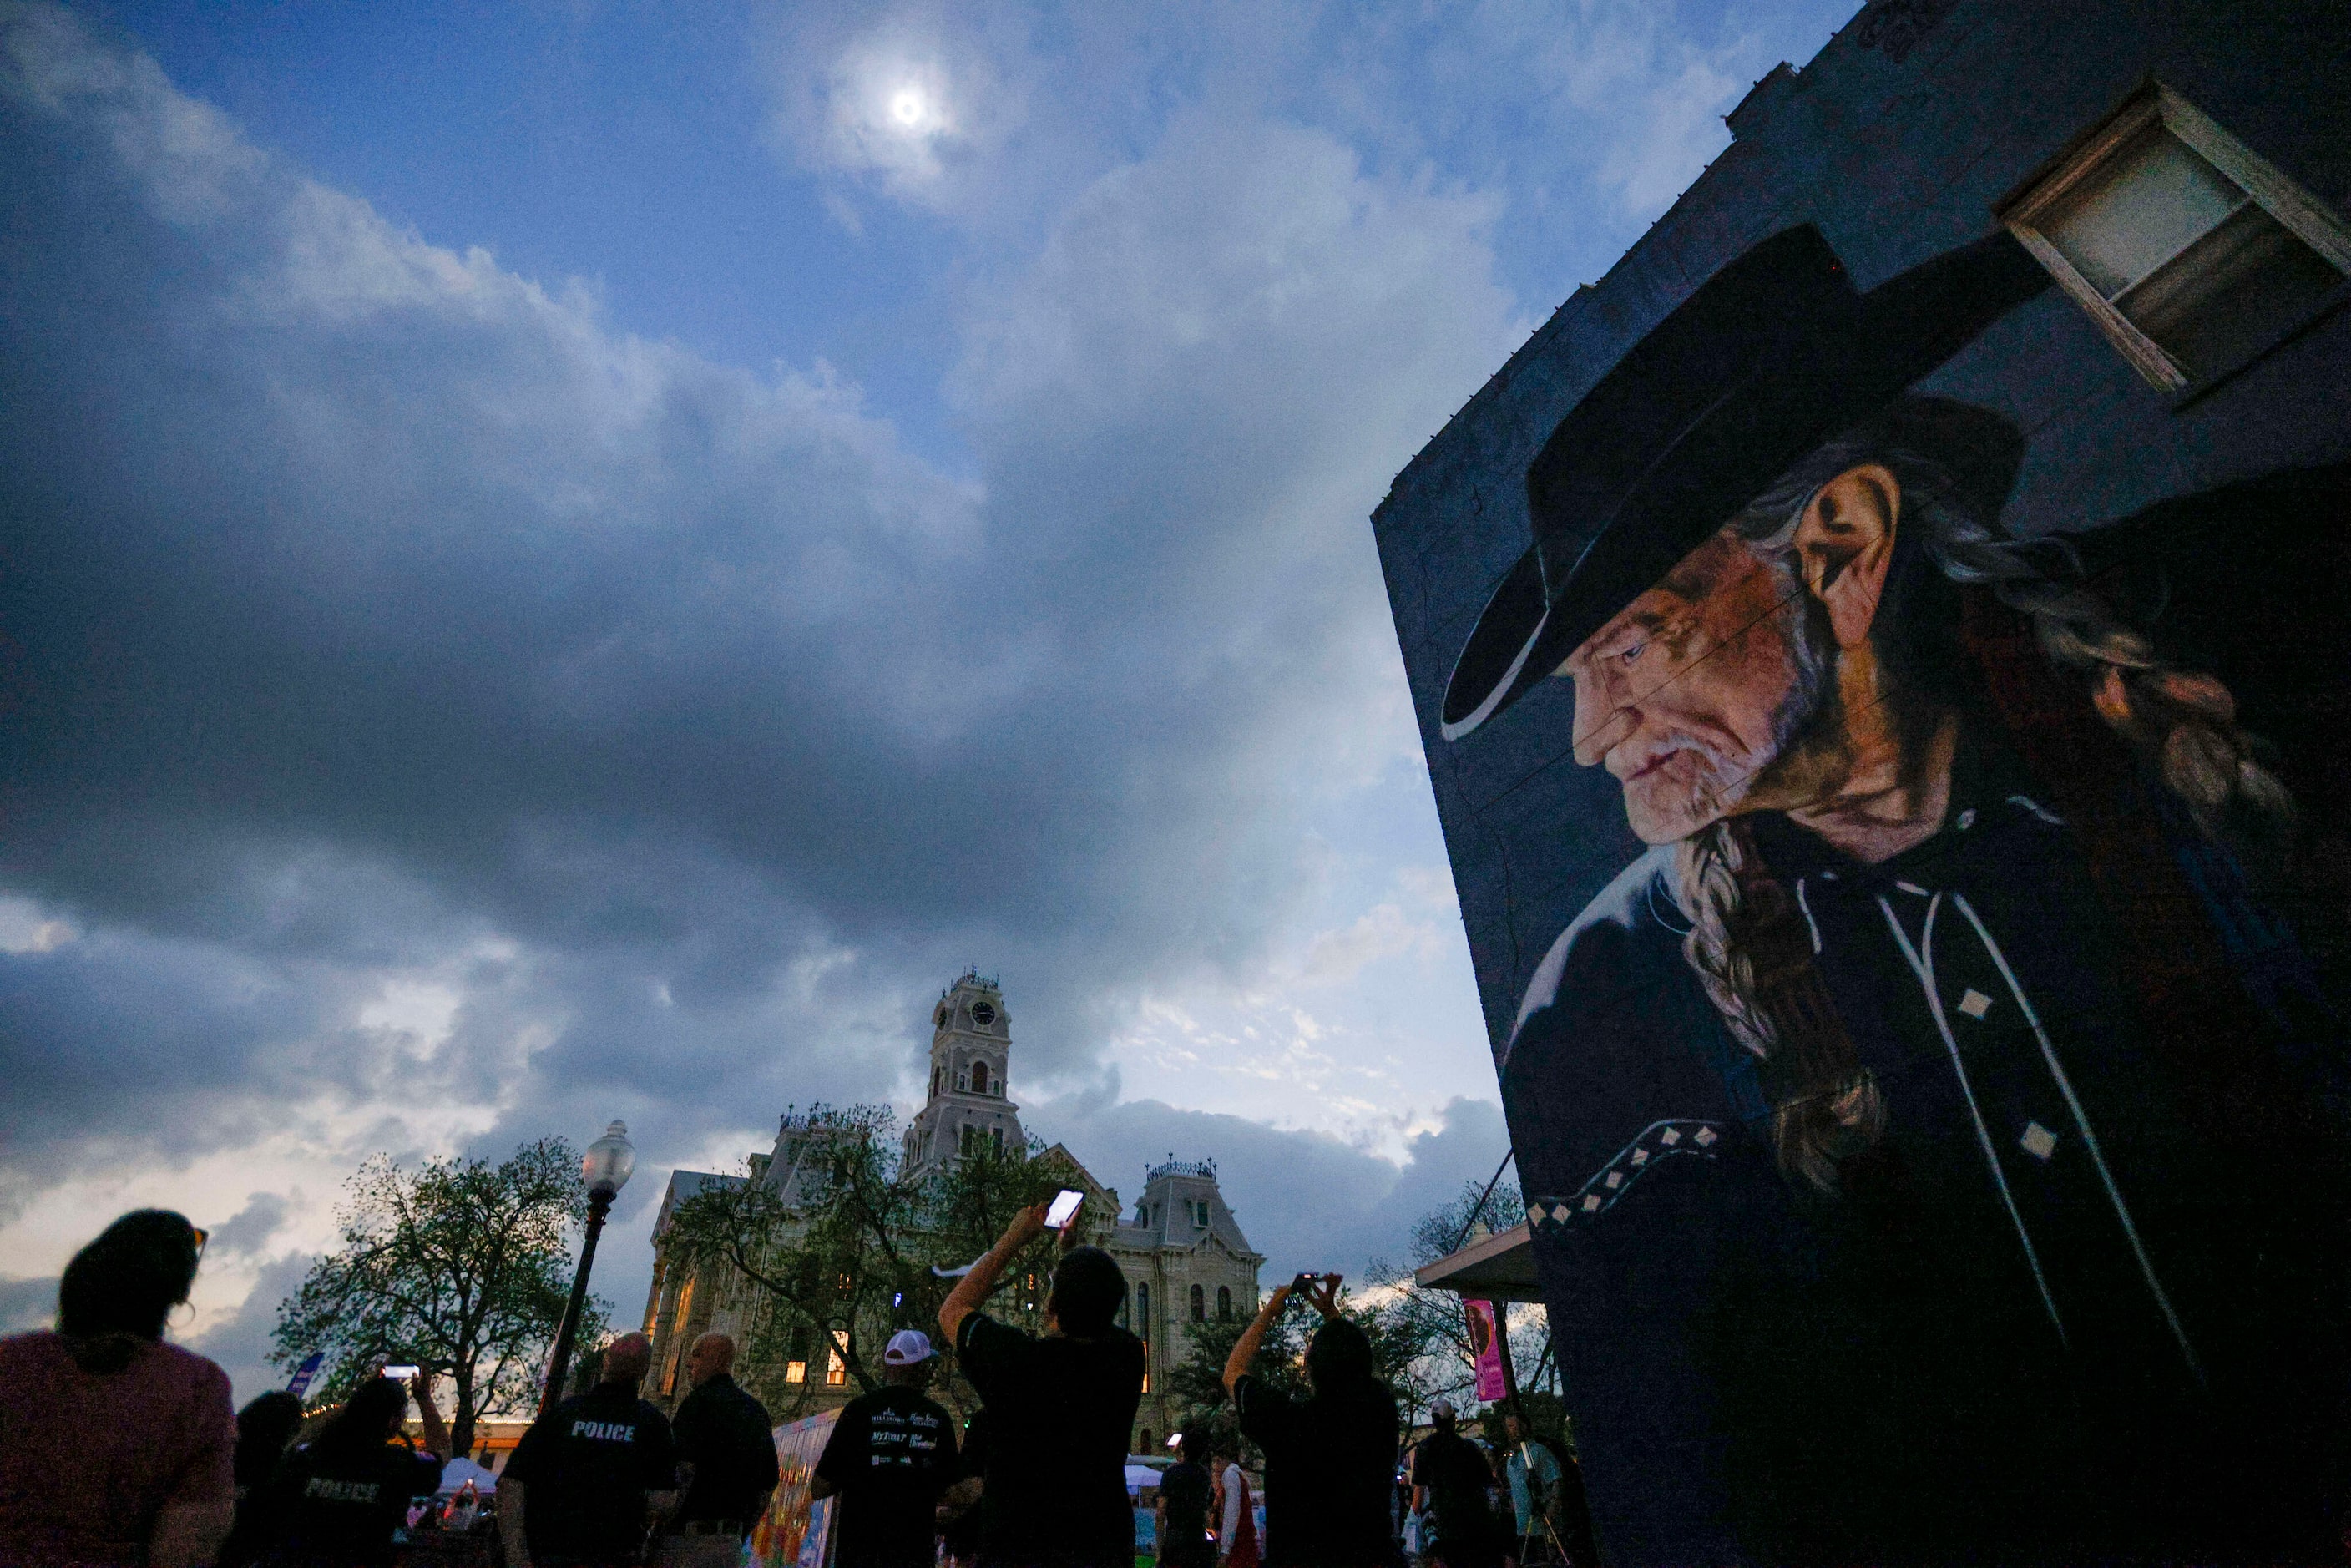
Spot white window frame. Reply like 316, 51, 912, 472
1998, 81, 2351, 390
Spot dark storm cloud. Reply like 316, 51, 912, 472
205, 1191, 291, 1258
0, 933, 337, 1158
0, 1275, 56, 1333
191, 1249, 316, 1401
0, 4, 1514, 1183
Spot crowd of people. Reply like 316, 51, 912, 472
1396, 1401, 1592, 1568
0, 1210, 783, 1568
0, 1204, 1590, 1568
910, 1201, 1590, 1568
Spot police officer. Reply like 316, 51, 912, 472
265, 1368, 448, 1567
654, 1332, 779, 1567
499, 1333, 676, 1568
811, 1329, 962, 1568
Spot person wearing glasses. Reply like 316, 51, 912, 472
0, 1210, 237, 1568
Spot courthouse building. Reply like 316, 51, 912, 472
640, 970, 1261, 1449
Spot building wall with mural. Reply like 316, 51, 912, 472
1373, 3, 2351, 1564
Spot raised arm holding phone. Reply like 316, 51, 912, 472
1223, 1272, 1402, 1568
265, 1368, 448, 1567
938, 1195, 1144, 1568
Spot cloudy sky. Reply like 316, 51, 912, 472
0, 0, 1855, 1403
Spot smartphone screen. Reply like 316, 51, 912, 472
382, 1364, 421, 1380
1045, 1189, 1084, 1228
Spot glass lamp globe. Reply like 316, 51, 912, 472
583, 1120, 635, 1202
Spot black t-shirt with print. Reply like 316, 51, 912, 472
504, 1381, 677, 1565
955, 1313, 1145, 1568
814, 1384, 960, 1568
266, 1439, 444, 1567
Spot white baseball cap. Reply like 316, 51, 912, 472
883, 1329, 935, 1366
1429, 1398, 1457, 1423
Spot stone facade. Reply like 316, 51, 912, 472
640, 973, 1262, 1452
903, 972, 1024, 1178
1109, 1157, 1265, 1451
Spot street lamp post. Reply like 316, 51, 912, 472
540, 1120, 635, 1415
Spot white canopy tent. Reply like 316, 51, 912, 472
437, 1455, 498, 1495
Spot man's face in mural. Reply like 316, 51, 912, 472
1559, 464, 1902, 845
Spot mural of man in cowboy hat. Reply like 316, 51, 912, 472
1442, 225, 2351, 1565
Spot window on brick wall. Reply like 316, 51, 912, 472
1136, 1284, 1150, 1335
786, 1324, 810, 1384
1218, 1286, 1232, 1323
1190, 1284, 1205, 1323
2000, 82, 2351, 390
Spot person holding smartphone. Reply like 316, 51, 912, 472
1223, 1273, 1401, 1568
261, 1367, 448, 1567
938, 1191, 1144, 1568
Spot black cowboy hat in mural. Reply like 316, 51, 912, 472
1439, 224, 2051, 741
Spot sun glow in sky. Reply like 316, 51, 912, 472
818, 38, 963, 193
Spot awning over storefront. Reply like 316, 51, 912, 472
1412, 1222, 1540, 1302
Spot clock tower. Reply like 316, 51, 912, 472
902, 969, 1027, 1181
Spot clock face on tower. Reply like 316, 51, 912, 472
970, 1001, 997, 1029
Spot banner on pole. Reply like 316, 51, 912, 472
1465, 1298, 1507, 1403
286, 1352, 326, 1399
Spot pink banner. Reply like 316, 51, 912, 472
1464, 1298, 1507, 1403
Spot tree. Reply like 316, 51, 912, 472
1358, 1175, 1549, 1429
1165, 1287, 1378, 1466
270, 1137, 607, 1454
660, 1102, 1076, 1419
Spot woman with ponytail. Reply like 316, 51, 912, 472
0, 1210, 237, 1566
